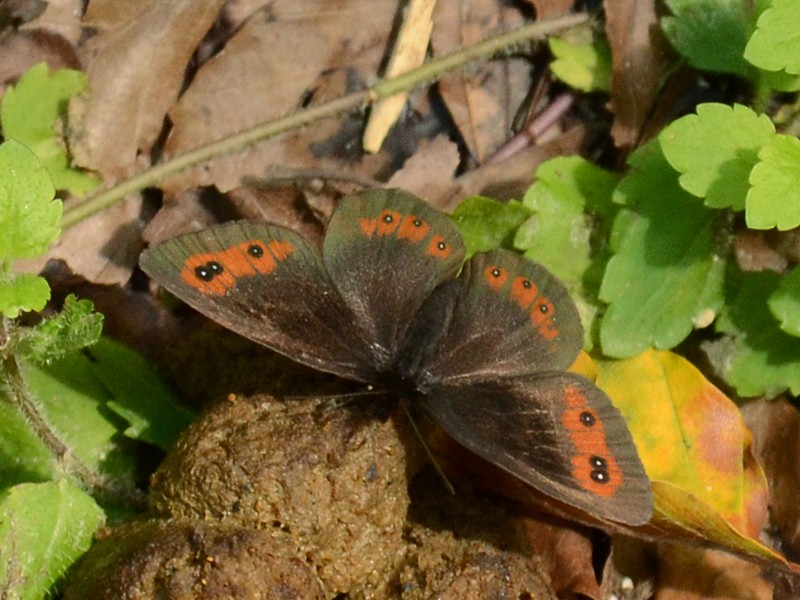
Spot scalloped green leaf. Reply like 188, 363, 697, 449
0, 140, 60, 260
0, 273, 50, 318
746, 134, 800, 230
0, 63, 98, 194
768, 265, 800, 337
716, 270, 800, 397
744, 0, 800, 75
0, 480, 103, 600
548, 34, 611, 92
451, 196, 532, 257
600, 141, 726, 358
516, 156, 618, 285
661, 0, 752, 77
660, 103, 775, 210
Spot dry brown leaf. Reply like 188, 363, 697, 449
162, 0, 398, 195
0, 28, 79, 88
743, 399, 800, 555
524, 0, 574, 19
521, 516, 601, 599
656, 547, 773, 600
432, 0, 530, 163
386, 134, 460, 207
20, 0, 84, 45
605, 0, 669, 150
68, 0, 227, 181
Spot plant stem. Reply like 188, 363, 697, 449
59, 11, 590, 229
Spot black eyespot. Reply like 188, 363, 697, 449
522, 279, 532, 289
412, 218, 422, 227
195, 261, 223, 281
248, 244, 264, 258
491, 268, 502, 277
590, 469, 610, 483
589, 455, 607, 469
539, 303, 549, 314
437, 241, 446, 251
579, 411, 596, 427
383, 214, 394, 223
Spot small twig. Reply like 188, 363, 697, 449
486, 92, 576, 164
59, 12, 590, 229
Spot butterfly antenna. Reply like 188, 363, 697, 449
402, 403, 455, 495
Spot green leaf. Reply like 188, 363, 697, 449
0, 63, 98, 194
716, 270, 800, 396
549, 34, 611, 92
0, 273, 50, 318
20, 354, 138, 485
659, 103, 775, 210
450, 196, 532, 257
599, 141, 726, 357
516, 156, 619, 285
0, 140, 60, 260
746, 134, 800, 230
661, 0, 753, 77
21, 295, 104, 363
84, 338, 194, 451
744, 0, 800, 75
0, 480, 104, 600
0, 398, 55, 490
768, 265, 800, 337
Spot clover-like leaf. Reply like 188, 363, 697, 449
0, 140, 60, 260
599, 141, 725, 358
661, 0, 753, 77
746, 134, 800, 230
768, 266, 800, 337
744, 0, 800, 75
660, 103, 775, 210
0, 63, 98, 194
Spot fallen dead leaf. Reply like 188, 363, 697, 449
69, 0, 228, 181
432, 0, 530, 163
605, 0, 670, 150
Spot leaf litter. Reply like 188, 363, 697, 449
1, 0, 799, 598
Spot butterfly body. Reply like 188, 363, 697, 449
141, 189, 652, 525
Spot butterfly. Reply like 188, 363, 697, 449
140, 188, 652, 525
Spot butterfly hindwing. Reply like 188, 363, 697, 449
139, 221, 374, 380
421, 372, 652, 525
412, 249, 583, 385
322, 189, 466, 372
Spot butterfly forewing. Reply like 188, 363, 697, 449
413, 249, 583, 386
322, 189, 465, 372
140, 221, 374, 380
421, 372, 653, 525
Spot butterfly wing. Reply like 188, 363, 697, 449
140, 221, 374, 380
410, 249, 583, 385
421, 373, 653, 525
322, 189, 466, 372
